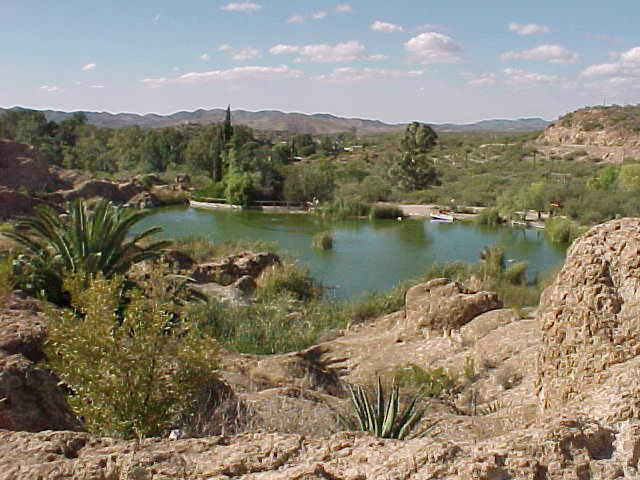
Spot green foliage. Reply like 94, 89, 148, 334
342, 378, 429, 440
0, 255, 14, 302
44, 271, 218, 439
587, 166, 620, 191
393, 364, 459, 398
369, 205, 404, 220
6, 199, 170, 304
177, 236, 276, 264
474, 208, 503, 226
257, 261, 321, 301
544, 217, 584, 244
392, 153, 439, 191
225, 170, 255, 206
316, 199, 371, 219
312, 231, 333, 250
401, 122, 437, 154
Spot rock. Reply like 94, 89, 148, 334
192, 282, 250, 306
405, 278, 503, 335
162, 249, 196, 272
127, 191, 160, 209
0, 187, 34, 220
0, 417, 633, 479
536, 218, 640, 420
191, 252, 280, 285
233, 275, 256, 295
0, 295, 81, 432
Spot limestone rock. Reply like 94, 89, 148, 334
0, 296, 81, 432
536, 218, 640, 421
405, 278, 503, 334
191, 252, 280, 285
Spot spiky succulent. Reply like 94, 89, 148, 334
341, 378, 434, 440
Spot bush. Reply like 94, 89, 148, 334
312, 231, 333, 250
178, 236, 276, 263
393, 364, 459, 398
545, 217, 584, 244
317, 199, 371, 219
225, 171, 255, 206
44, 270, 218, 439
369, 205, 404, 220
474, 208, 503, 226
257, 261, 321, 302
0, 255, 13, 302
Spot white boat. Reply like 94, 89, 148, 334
430, 212, 454, 222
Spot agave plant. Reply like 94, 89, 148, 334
341, 378, 433, 440
6, 199, 172, 304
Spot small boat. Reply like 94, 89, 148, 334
430, 212, 454, 222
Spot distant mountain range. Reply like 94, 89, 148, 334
0, 107, 551, 134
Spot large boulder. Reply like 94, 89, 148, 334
405, 278, 503, 335
191, 252, 280, 285
0, 295, 81, 432
536, 218, 640, 423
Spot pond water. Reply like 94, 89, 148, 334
132, 206, 567, 300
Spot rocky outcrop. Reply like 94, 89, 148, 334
0, 295, 81, 432
405, 278, 503, 335
536, 218, 640, 423
0, 417, 632, 479
0, 187, 34, 220
191, 252, 280, 285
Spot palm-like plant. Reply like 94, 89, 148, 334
7, 199, 171, 304
341, 378, 435, 440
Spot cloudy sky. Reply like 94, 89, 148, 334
2, 1, 639, 123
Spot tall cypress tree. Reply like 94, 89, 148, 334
223, 105, 233, 145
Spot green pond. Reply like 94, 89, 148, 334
132, 206, 567, 300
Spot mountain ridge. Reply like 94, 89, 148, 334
0, 106, 551, 134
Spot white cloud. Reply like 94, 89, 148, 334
503, 67, 557, 85
312, 11, 326, 20
371, 20, 404, 33
465, 72, 497, 87
39, 85, 62, 92
405, 32, 460, 64
297, 41, 367, 62
414, 24, 445, 33
220, 2, 262, 13
218, 43, 232, 52
368, 54, 388, 61
508, 23, 550, 36
200, 53, 210, 61
316, 67, 424, 83
90, 85, 105, 89
232, 47, 261, 62
287, 14, 305, 24
141, 65, 304, 87
153, 13, 161, 23
501, 45, 579, 64
270, 44, 300, 55
82, 63, 96, 71
581, 46, 640, 78
335, 4, 352, 13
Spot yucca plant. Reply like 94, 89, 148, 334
6, 199, 171, 304
341, 378, 433, 440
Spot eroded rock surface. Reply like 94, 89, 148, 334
405, 278, 503, 334
192, 252, 280, 285
0, 295, 81, 432
536, 218, 640, 422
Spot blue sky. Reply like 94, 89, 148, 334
2, 1, 639, 123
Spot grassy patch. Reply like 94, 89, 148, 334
312, 231, 333, 250
178, 236, 277, 263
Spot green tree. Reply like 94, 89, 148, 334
392, 153, 439, 191
401, 122, 437, 154
7, 199, 171, 304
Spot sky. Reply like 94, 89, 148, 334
2, 1, 640, 124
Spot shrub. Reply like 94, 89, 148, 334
178, 236, 276, 263
44, 270, 218, 439
393, 364, 459, 398
0, 255, 13, 302
474, 208, 503, 226
312, 231, 333, 250
369, 205, 404, 220
545, 217, 584, 244
225, 171, 255, 206
317, 199, 370, 219
257, 261, 321, 302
